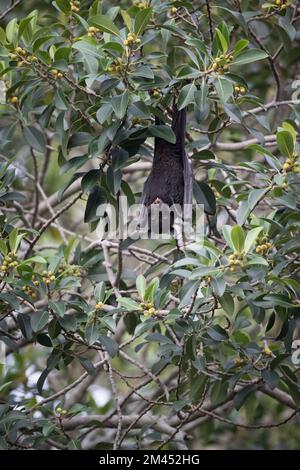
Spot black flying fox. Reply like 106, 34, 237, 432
140, 103, 193, 232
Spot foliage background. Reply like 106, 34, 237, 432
0, 0, 300, 450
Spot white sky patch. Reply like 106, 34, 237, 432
88, 385, 111, 407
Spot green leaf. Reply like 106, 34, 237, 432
134, 7, 152, 36
234, 39, 249, 55
193, 181, 216, 215
31, 310, 49, 332
215, 77, 233, 103
232, 49, 268, 65
237, 188, 268, 226
98, 335, 118, 357
207, 325, 228, 342
244, 227, 263, 253
89, 15, 121, 38
72, 40, 101, 59
148, 125, 176, 144
222, 225, 235, 251
117, 297, 142, 311
231, 225, 245, 253
85, 324, 100, 345
215, 28, 229, 54
55, 0, 70, 14
111, 92, 129, 119
6, 18, 18, 45
136, 274, 146, 300
191, 150, 216, 160
219, 293, 235, 315
276, 129, 294, 158
23, 126, 46, 153
177, 83, 197, 110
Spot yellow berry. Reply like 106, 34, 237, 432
9, 53, 17, 59
50, 275, 56, 281
212, 62, 218, 70
230, 266, 235, 272
256, 246, 261, 253
51, 69, 58, 76
136, 38, 141, 44
234, 357, 244, 366
45, 279, 51, 285
10, 96, 19, 104
1, 266, 7, 272
262, 347, 272, 356
240, 86, 246, 94
283, 162, 291, 171
57, 72, 63, 78
234, 86, 240, 93
61, 409, 67, 416
148, 307, 155, 315
16, 46, 23, 53
171, 7, 178, 14
56, 407, 62, 413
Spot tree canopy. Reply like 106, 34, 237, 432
0, 0, 300, 450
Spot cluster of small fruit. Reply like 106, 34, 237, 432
212, 53, 234, 74
57, 264, 82, 277
7, 95, 19, 106
108, 58, 125, 74
70, 0, 80, 13
95, 302, 104, 311
234, 347, 273, 366
133, 0, 149, 8
56, 407, 68, 416
234, 84, 247, 95
131, 117, 149, 126
21, 275, 40, 299
282, 154, 300, 173
170, 6, 179, 15
256, 235, 272, 255
140, 302, 155, 316
51, 69, 64, 79
124, 33, 141, 47
87, 26, 100, 38
0, 252, 18, 275
149, 88, 161, 98
228, 252, 245, 272
9, 46, 38, 68
41, 270, 56, 286
272, 0, 288, 10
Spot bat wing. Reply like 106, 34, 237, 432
171, 104, 193, 206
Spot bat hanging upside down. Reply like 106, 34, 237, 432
140, 102, 193, 234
